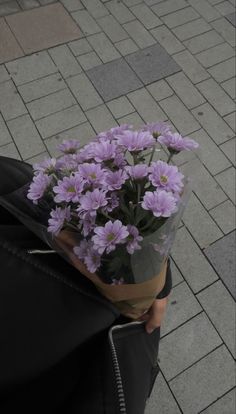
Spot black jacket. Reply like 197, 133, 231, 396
0, 156, 172, 413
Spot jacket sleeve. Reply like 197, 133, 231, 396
156, 257, 172, 299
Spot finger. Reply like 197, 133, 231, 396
145, 316, 161, 334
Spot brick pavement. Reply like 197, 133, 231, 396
0, 0, 235, 412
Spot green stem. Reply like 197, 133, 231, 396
140, 216, 156, 232
100, 210, 114, 222
148, 145, 156, 166
167, 153, 174, 164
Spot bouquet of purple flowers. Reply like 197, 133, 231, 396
1, 122, 199, 318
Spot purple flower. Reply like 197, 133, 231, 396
53, 174, 84, 203
117, 130, 155, 152
97, 124, 131, 142
92, 220, 129, 254
126, 164, 148, 180
56, 154, 79, 172
126, 225, 143, 254
91, 141, 117, 162
27, 172, 52, 204
33, 158, 57, 175
111, 277, 125, 285
142, 122, 172, 139
105, 192, 119, 212
106, 170, 127, 190
78, 163, 107, 187
74, 240, 101, 273
78, 189, 108, 217
149, 160, 184, 193
158, 132, 199, 152
58, 139, 80, 154
84, 248, 101, 273
142, 190, 177, 217
48, 206, 71, 235
80, 212, 96, 236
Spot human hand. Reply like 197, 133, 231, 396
139, 295, 170, 334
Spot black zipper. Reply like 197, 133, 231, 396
108, 321, 145, 414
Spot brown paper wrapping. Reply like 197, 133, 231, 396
56, 230, 168, 319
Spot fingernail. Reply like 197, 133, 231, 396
146, 328, 154, 334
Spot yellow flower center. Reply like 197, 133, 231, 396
67, 186, 75, 192
107, 233, 115, 242
160, 175, 168, 183
89, 173, 97, 179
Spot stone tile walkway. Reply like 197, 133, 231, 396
0, 0, 235, 412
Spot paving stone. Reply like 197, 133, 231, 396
0, 18, 24, 64
225, 11, 236, 26
145, 372, 182, 414
224, 112, 235, 132
86, 58, 142, 102
123, 20, 156, 48
0, 1, 20, 17
161, 7, 200, 29
188, 129, 231, 175
198, 277, 236, 356
127, 88, 167, 123
123, 0, 143, 6
0, 80, 27, 120
17, 73, 66, 103
27, 89, 76, 121
173, 50, 209, 83
160, 281, 202, 336
97, 14, 128, 42
220, 137, 236, 165
130, 3, 162, 28
215, 167, 235, 203
151, 25, 184, 55
169, 257, 183, 286
67, 73, 103, 110
115, 38, 138, 56
6, 3, 81, 54
26, 151, 50, 164
7, 114, 45, 159
45, 122, 95, 157
159, 95, 199, 135
0, 142, 20, 159
208, 57, 235, 82
151, 0, 188, 16
211, 17, 236, 46
126, 43, 181, 84
173, 18, 211, 41
68, 38, 92, 56
85, 104, 117, 133
182, 192, 223, 248
0, 65, 10, 83
197, 78, 235, 116
205, 231, 236, 298
81, 0, 109, 18
118, 112, 145, 129
6, 52, 56, 85
222, 78, 236, 100
60, 0, 84, 12
160, 312, 222, 380
192, 103, 234, 144
87, 32, 120, 63
36, 105, 86, 138
210, 199, 236, 235
105, 0, 135, 24
183, 30, 224, 54
196, 42, 235, 68
166, 72, 205, 109
171, 226, 219, 292
72, 9, 101, 35
0, 113, 11, 146
147, 79, 173, 101
169, 345, 235, 414
107, 96, 135, 119
215, 1, 236, 16
77, 51, 102, 70
188, 0, 220, 21
201, 389, 236, 414
48, 44, 82, 78
17, 0, 40, 10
